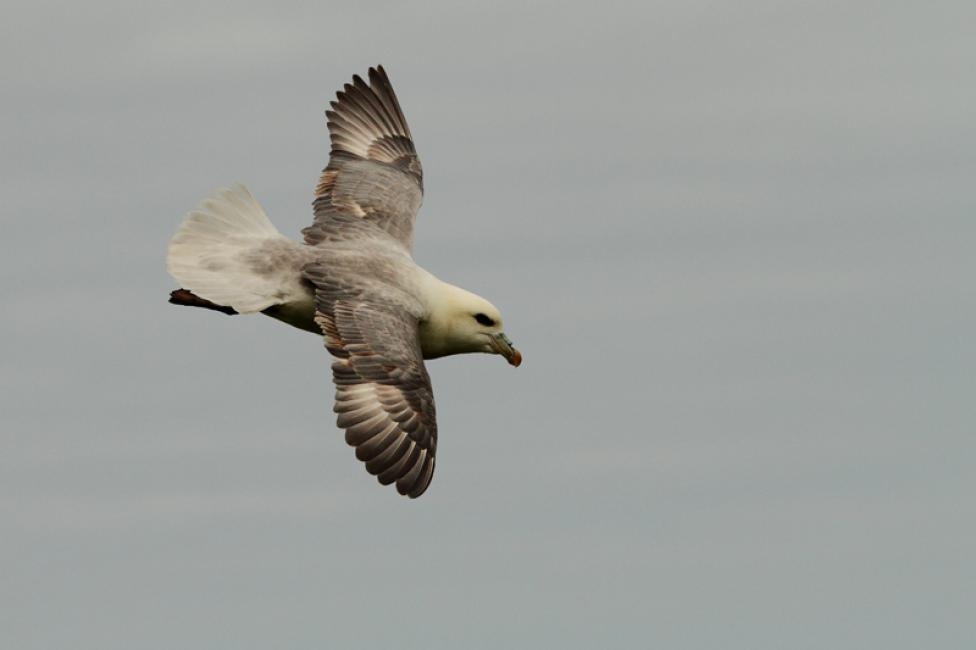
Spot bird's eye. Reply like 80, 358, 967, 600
474, 313, 495, 327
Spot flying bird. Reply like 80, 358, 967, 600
166, 66, 521, 498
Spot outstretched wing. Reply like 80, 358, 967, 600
305, 264, 437, 498
303, 65, 424, 250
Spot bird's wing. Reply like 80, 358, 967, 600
304, 263, 436, 498
303, 66, 424, 251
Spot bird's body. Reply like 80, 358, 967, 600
193, 223, 495, 358
167, 66, 519, 498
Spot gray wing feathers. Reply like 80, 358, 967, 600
306, 264, 436, 498
304, 66, 424, 250
329, 67, 415, 161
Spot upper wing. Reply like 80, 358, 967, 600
303, 66, 424, 250
305, 264, 437, 498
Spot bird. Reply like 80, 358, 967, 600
166, 66, 520, 498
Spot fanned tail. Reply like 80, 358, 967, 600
166, 184, 293, 314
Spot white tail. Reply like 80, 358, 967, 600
167, 184, 296, 314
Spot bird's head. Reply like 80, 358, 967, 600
423, 283, 522, 366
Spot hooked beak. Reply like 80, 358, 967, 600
491, 333, 522, 367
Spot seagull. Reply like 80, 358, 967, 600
166, 66, 521, 498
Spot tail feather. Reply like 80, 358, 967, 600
166, 184, 297, 314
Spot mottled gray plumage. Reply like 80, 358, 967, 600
168, 66, 519, 499
302, 66, 436, 497
304, 66, 423, 249
304, 254, 436, 498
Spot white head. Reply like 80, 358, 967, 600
419, 282, 522, 365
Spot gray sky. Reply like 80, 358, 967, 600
2, 1, 974, 648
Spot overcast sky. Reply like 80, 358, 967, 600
2, 1, 974, 648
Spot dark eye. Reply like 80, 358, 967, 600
474, 313, 495, 327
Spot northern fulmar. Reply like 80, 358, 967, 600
166, 66, 521, 498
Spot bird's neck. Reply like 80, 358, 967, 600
416, 275, 479, 359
